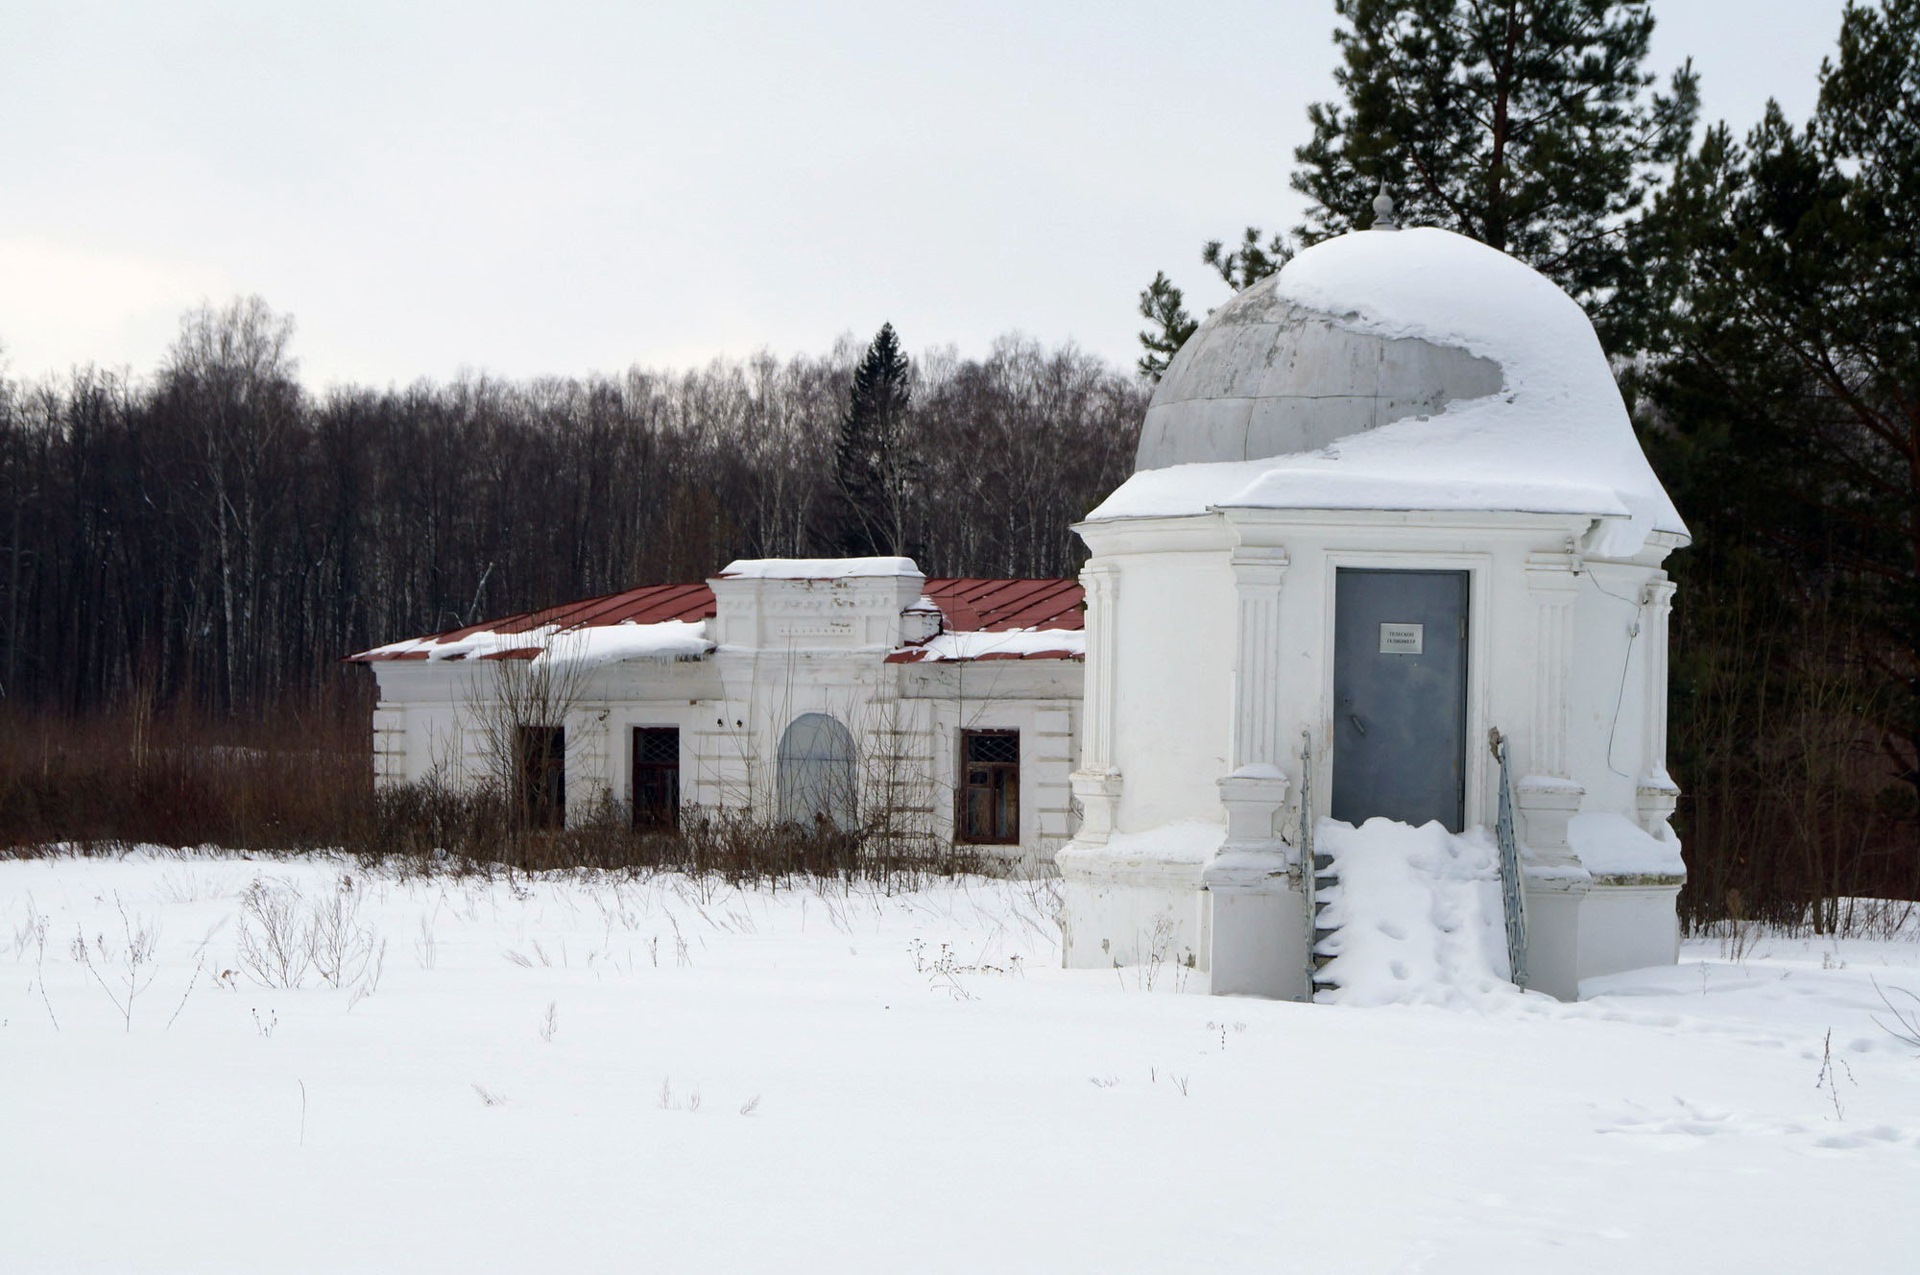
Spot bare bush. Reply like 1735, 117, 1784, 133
236, 872, 384, 997
69, 896, 159, 1031
238, 877, 313, 988
309, 875, 377, 989
1872, 978, 1920, 1053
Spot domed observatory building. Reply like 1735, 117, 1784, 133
1058, 199, 1687, 1001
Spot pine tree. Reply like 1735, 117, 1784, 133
1135, 273, 1196, 382
1135, 233, 1291, 382
1642, 0, 1920, 810
1202, 226, 1294, 293
1137, 0, 1697, 371
831, 323, 917, 557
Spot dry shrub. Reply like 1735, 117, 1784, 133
348, 791, 985, 892
0, 703, 372, 855
0, 703, 991, 892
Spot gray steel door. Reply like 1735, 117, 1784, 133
1331, 569, 1469, 832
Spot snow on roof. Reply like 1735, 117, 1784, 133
912, 578, 1083, 632
884, 628, 1085, 664
1567, 812, 1685, 880
348, 575, 1083, 666
717, 557, 921, 579
350, 619, 714, 670
884, 578, 1085, 663
1091, 226, 1686, 557
347, 581, 718, 664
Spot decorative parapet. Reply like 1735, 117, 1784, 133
1636, 779, 1680, 840
708, 560, 928, 650
1068, 768, 1124, 845
1515, 774, 1583, 868
1205, 764, 1294, 888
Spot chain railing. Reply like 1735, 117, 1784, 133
1489, 728, 1529, 989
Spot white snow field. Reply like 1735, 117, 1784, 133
4, 850, 1919, 1274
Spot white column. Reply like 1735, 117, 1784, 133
1206, 546, 1306, 1000
1080, 560, 1118, 771
1524, 552, 1579, 778
1637, 575, 1680, 837
1213, 546, 1292, 862
1229, 548, 1290, 771
1069, 559, 1123, 843
1519, 553, 1583, 859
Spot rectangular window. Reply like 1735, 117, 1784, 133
959, 730, 1019, 844
632, 726, 681, 830
518, 726, 565, 829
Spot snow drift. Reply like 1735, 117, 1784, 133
1312, 816, 1521, 1008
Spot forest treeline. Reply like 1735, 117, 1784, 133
3, 0, 1916, 930
0, 316, 1143, 716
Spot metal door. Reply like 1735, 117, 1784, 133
1331, 569, 1469, 832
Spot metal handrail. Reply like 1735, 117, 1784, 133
1490, 729, 1529, 988
1299, 729, 1317, 996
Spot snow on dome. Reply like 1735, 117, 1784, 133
1095, 226, 1685, 556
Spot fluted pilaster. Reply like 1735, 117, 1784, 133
1229, 548, 1290, 770
1637, 575, 1680, 836
1069, 559, 1122, 842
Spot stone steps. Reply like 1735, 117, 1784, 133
1310, 853, 1340, 984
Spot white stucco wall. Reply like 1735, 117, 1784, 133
1058, 506, 1683, 1000
363, 572, 1082, 864
1106, 546, 1238, 830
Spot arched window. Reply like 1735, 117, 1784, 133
777, 713, 857, 830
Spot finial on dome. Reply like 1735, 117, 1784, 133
1371, 181, 1399, 231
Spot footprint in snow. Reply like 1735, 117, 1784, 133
1813, 1124, 1907, 1146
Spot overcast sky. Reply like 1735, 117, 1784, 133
0, 1, 1855, 391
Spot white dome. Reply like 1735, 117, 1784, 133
1101, 226, 1686, 556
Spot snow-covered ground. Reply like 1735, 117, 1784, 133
4, 850, 1918, 1273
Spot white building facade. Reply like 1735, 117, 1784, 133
356, 211, 1689, 1003
1057, 212, 1688, 1001
353, 561, 1085, 865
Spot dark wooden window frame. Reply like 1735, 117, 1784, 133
631, 725, 681, 830
958, 729, 1020, 845
518, 725, 566, 830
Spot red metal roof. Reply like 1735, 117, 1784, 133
921, 578, 1083, 632
348, 575, 1081, 662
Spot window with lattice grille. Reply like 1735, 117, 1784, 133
959, 730, 1019, 844
632, 727, 680, 829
